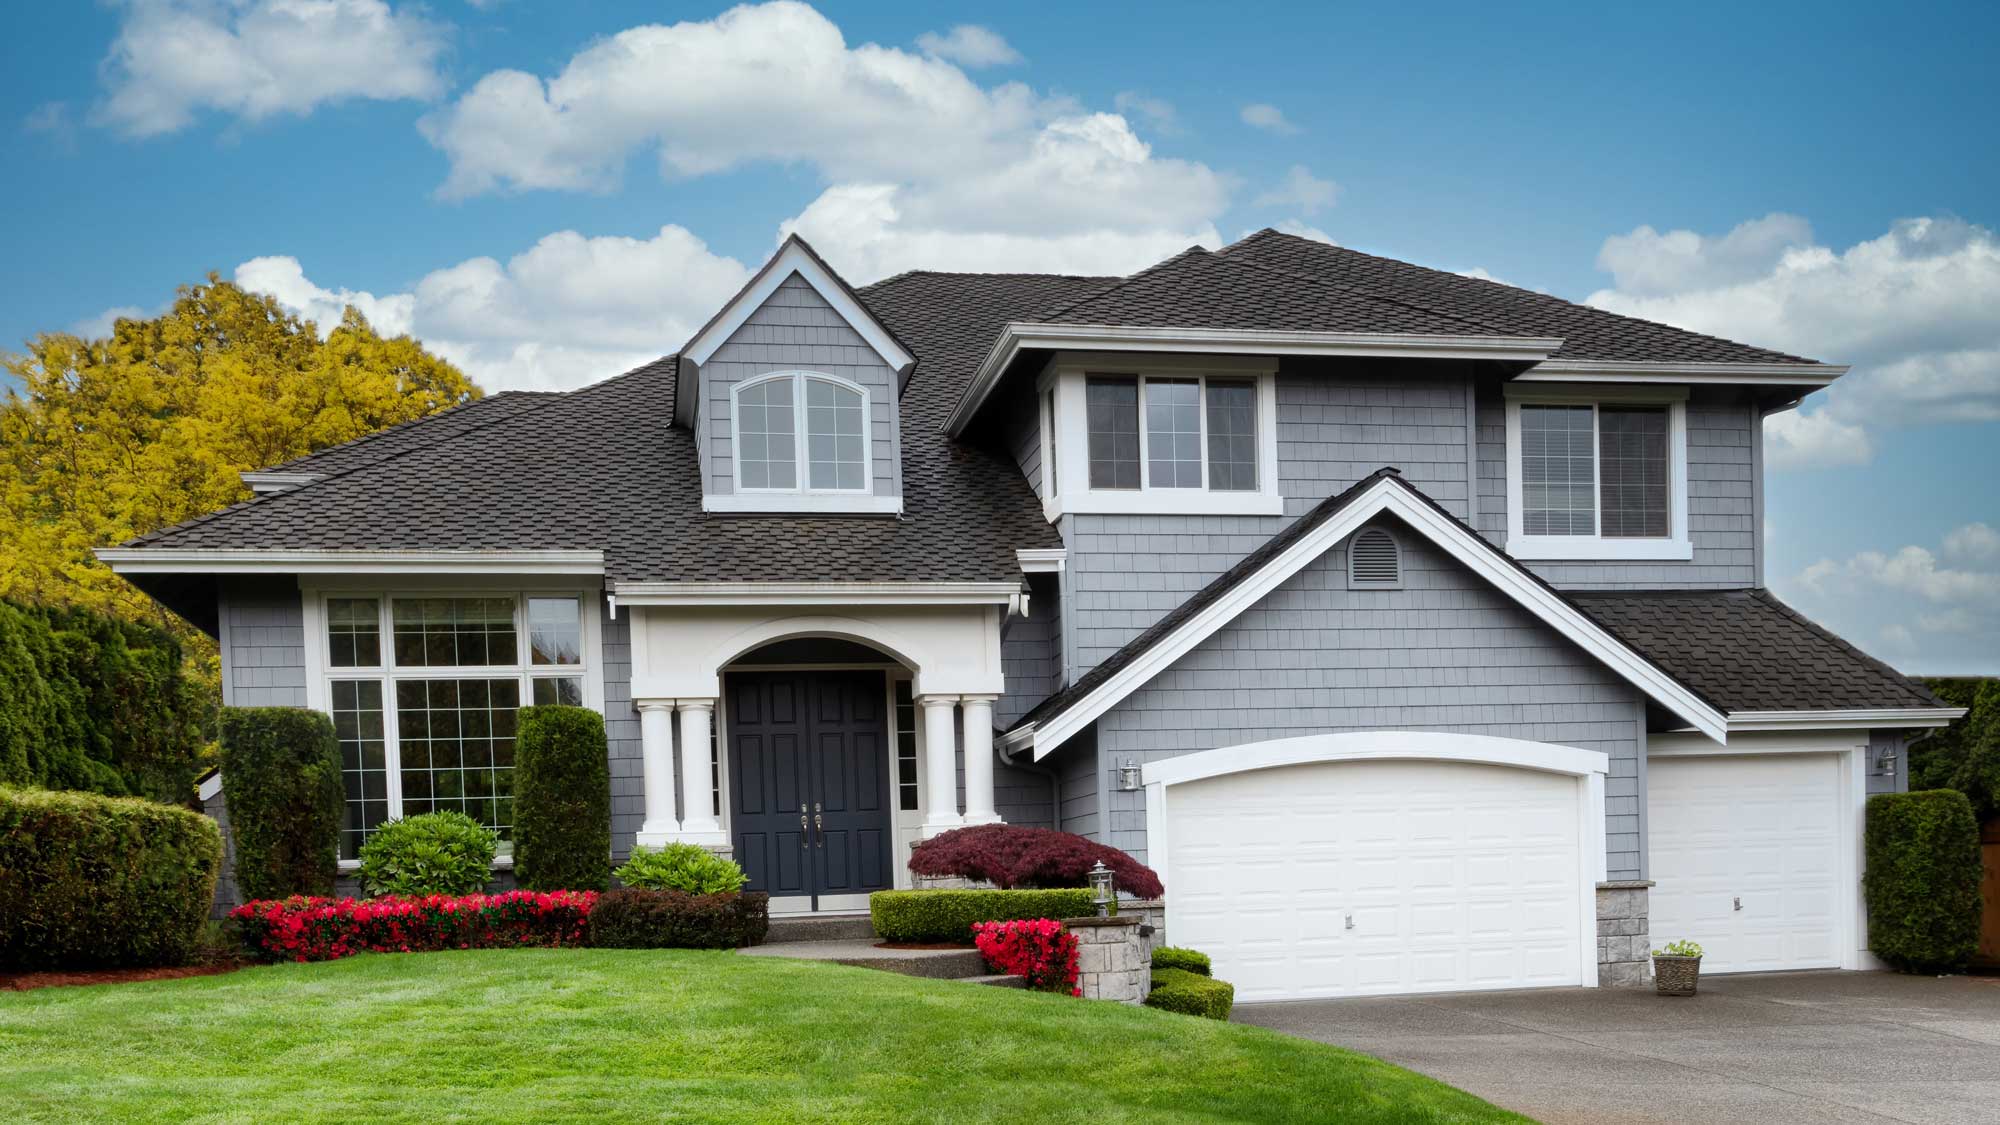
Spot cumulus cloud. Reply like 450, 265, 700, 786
1239, 103, 1298, 134
1785, 523, 2000, 671
69, 306, 149, 340
1586, 214, 2000, 466
1762, 408, 1872, 471
1113, 91, 1178, 134
95, 0, 448, 137
1253, 165, 1338, 215
235, 226, 753, 392
914, 25, 1021, 68
1944, 523, 2000, 566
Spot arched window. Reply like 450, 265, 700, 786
732, 371, 869, 494
1347, 526, 1402, 589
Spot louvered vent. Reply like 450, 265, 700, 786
1348, 527, 1402, 588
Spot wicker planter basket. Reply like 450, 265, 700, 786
1654, 954, 1701, 996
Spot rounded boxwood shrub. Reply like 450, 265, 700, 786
512, 705, 610, 892
615, 843, 748, 895
908, 824, 1164, 898
1151, 945, 1211, 976
1146, 967, 1234, 1020
588, 888, 770, 949
219, 706, 343, 901
0, 786, 222, 969
869, 888, 1096, 943
1864, 789, 1981, 973
358, 812, 497, 898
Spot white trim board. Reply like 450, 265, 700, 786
609, 581, 1021, 609
1726, 708, 1965, 732
97, 548, 605, 575
1518, 360, 1847, 387
1502, 385, 1693, 562
1007, 474, 1731, 757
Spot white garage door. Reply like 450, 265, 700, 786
1166, 759, 1589, 1002
1649, 754, 1843, 973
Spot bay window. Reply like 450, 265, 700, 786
308, 591, 599, 863
1051, 357, 1280, 516
1504, 388, 1691, 561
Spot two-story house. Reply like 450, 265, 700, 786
104, 230, 1963, 1001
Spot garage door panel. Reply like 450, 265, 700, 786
1166, 758, 1587, 1000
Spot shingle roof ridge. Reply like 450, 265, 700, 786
1023, 245, 1217, 323
1197, 242, 1523, 337
860, 269, 1122, 288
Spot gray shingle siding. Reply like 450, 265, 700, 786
601, 598, 645, 861
701, 272, 900, 499
1053, 729, 1101, 838
1092, 522, 1646, 878
1867, 729, 1910, 797
998, 597, 1060, 729
218, 577, 306, 707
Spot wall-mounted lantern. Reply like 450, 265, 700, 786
1115, 759, 1142, 791
1089, 860, 1114, 917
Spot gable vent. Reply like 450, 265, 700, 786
1348, 527, 1402, 589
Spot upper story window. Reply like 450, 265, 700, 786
1504, 387, 1692, 561
733, 371, 869, 495
1042, 356, 1282, 517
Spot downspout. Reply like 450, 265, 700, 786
998, 734, 1063, 830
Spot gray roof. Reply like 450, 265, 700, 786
257, 391, 564, 478
1222, 229, 1822, 365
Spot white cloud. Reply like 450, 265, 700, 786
1239, 103, 1298, 134
69, 306, 148, 339
1783, 524, 2000, 672
235, 225, 753, 392
95, 0, 448, 137
1587, 214, 2000, 465
1762, 408, 1872, 470
1456, 267, 1506, 284
1113, 91, 1177, 134
1881, 623, 1916, 652
1245, 220, 1333, 246
914, 25, 1021, 68
1944, 523, 2000, 566
1253, 165, 1338, 215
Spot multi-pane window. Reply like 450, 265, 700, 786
1520, 405, 1597, 536
1081, 373, 1261, 493
1598, 407, 1670, 537
319, 593, 592, 861
734, 372, 870, 494
1519, 402, 1675, 540
893, 680, 919, 812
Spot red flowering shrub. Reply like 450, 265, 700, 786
973, 918, 1080, 995
909, 825, 1164, 899
231, 890, 596, 963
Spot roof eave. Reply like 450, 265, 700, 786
1725, 707, 1967, 733
96, 548, 606, 576
1518, 360, 1847, 387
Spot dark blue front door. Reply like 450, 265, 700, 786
727, 670, 893, 907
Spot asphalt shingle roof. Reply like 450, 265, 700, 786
260, 391, 563, 478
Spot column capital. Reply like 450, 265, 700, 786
957, 694, 1000, 706
635, 698, 677, 715
674, 697, 717, 713
915, 692, 961, 707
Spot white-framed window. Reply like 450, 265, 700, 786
304, 589, 603, 864
1039, 355, 1282, 517
730, 370, 870, 494
1503, 386, 1692, 561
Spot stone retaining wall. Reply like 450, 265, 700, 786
1065, 915, 1149, 1003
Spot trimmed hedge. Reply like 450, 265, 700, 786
870, 888, 1096, 943
220, 707, 343, 901
1151, 946, 1211, 976
587, 889, 770, 949
1146, 967, 1234, 1020
0, 786, 221, 969
358, 811, 498, 898
513, 705, 611, 892
1864, 789, 1982, 973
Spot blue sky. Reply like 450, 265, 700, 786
3, 0, 1996, 672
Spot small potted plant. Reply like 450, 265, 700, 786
1652, 939, 1703, 996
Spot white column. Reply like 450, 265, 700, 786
960, 695, 1001, 825
677, 699, 724, 842
636, 701, 677, 845
920, 694, 963, 834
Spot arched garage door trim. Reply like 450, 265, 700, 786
1143, 731, 1611, 993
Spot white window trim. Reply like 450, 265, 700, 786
1503, 384, 1692, 561
302, 585, 605, 869
725, 370, 877, 508
1040, 353, 1283, 519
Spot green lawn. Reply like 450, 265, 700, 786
0, 949, 1527, 1124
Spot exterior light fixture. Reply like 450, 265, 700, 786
1116, 759, 1142, 791
1873, 743, 1900, 776
1089, 860, 1114, 917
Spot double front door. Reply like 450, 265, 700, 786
727, 670, 895, 911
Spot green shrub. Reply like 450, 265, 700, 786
1864, 789, 1982, 973
869, 888, 1096, 943
219, 707, 343, 900
358, 812, 497, 898
0, 786, 221, 968
616, 843, 748, 895
1151, 946, 1211, 976
1146, 967, 1234, 1020
587, 889, 770, 949
512, 705, 610, 892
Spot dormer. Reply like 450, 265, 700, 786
675, 236, 915, 514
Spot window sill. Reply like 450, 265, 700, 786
1507, 536, 1694, 561
1043, 489, 1285, 519
704, 493, 902, 515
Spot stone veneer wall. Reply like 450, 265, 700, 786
1068, 915, 1150, 1003
1597, 880, 1653, 986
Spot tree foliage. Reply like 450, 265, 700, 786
0, 276, 477, 634
219, 706, 343, 901
1911, 678, 2000, 820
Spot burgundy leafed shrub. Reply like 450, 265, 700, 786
231, 890, 596, 962
909, 825, 1164, 899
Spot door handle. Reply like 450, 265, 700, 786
815, 812, 824, 846
800, 813, 810, 846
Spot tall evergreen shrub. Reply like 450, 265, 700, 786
220, 707, 343, 900
512, 705, 611, 892
1864, 789, 1982, 973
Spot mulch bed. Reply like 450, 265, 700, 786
2, 962, 248, 992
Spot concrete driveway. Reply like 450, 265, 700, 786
1234, 971, 2000, 1125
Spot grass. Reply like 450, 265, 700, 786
0, 949, 1527, 1124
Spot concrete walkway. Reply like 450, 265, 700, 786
1234, 971, 2000, 1125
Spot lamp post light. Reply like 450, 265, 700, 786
1089, 860, 1114, 917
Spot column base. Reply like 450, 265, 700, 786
959, 812, 1005, 826
635, 822, 681, 848
920, 817, 965, 838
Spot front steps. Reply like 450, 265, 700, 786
764, 913, 878, 944
744, 914, 1013, 986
